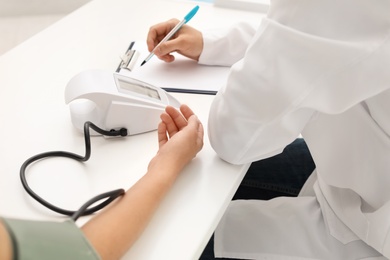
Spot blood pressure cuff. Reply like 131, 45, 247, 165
1, 217, 100, 260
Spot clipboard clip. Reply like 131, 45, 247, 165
120, 49, 140, 71
118, 47, 140, 72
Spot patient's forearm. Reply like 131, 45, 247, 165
81, 157, 181, 260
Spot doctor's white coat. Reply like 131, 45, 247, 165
200, 0, 390, 259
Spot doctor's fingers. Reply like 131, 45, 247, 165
156, 27, 202, 62
146, 19, 180, 52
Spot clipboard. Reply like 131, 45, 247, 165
116, 41, 231, 95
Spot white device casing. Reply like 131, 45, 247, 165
65, 70, 181, 136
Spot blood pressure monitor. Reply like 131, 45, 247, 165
65, 70, 181, 135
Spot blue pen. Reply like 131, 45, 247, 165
141, 5, 199, 66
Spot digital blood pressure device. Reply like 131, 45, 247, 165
65, 70, 181, 135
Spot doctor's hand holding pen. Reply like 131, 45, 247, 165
146, 19, 203, 63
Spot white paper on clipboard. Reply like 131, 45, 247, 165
118, 41, 231, 95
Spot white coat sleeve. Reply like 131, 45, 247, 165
198, 22, 258, 67
207, 0, 390, 165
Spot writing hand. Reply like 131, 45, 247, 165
146, 19, 203, 63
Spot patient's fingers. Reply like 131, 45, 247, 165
180, 104, 195, 121
160, 111, 179, 138
165, 106, 188, 130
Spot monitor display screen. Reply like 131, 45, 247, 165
118, 79, 161, 100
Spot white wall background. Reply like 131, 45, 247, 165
0, 0, 91, 16
0, 0, 91, 55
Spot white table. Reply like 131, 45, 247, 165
0, 0, 263, 259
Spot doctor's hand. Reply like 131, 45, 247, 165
149, 104, 204, 173
146, 19, 203, 63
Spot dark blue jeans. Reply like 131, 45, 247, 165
199, 138, 316, 260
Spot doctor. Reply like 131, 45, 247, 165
146, 0, 390, 259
